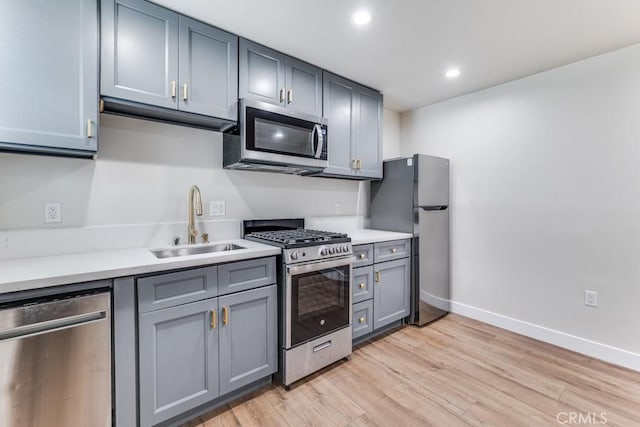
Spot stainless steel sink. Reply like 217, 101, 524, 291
151, 243, 245, 259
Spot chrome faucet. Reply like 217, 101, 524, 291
188, 185, 203, 244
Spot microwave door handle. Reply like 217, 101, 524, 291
313, 124, 324, 159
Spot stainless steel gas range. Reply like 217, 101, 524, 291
244, 219, 352, 387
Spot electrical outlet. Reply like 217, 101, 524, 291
44, 202, 62, 223
209, 200, 226, 216
584, 290, 598, 307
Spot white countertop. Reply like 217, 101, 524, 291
0, 239, 280, 294
347, 229, 413, 245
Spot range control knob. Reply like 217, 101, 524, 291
343, 245, 350, 252
329, 247, 335, 254
320, 248, 328, 256
336, 246, 342, 253
290, 251, 299, 260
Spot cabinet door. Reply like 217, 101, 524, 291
355, 86, 383, 179
285, 57, 322, 116
101, 0, 179, 109
139, 298, 219, 427
373, 258, 410, 329
178, 16, 238, 120
219, 285, 277, 395
239, 39, 286, 107
322, 71, 357, 176
0, 0, 98, 153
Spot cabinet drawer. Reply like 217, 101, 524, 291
218, 257, 276, 296
352, 300, 373, 339
374, 239, 411, 263
138, 266, 218, 314
352, 266, 373, 304
353, 244, 373, 267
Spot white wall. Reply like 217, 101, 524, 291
382, 108, 401, 159
0, 114, 368, 231
400, 43, 640, 357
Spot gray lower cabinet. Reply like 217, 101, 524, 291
137, 257, 277, 426
0, 0, 98, 156
320, 72, 383, 179
101, 0, 238, 120
352, 240, 411, 340
139, 298, 220, 427
373, 257, 411, 329
239, 38, 322, 116
219, 285, 277, 395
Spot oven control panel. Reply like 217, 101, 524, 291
284, 243, 353, 264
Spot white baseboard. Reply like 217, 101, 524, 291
447, 300, 640, 372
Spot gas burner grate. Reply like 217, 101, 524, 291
246, 229, 348, 245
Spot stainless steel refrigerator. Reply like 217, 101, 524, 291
370, 154, 450, 326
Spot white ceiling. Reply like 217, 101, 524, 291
152, 0, 640, 112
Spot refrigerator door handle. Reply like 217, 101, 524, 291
420, 205, 448, 211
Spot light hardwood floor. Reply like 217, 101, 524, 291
183, 314, 640, 426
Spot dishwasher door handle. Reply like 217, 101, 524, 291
0, 310, 107, 342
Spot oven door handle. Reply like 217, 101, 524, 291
286, 256, 352, 276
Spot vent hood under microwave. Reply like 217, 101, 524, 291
223, 99, 328, 175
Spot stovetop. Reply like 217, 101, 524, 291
244, 229, 350, 249
243, 218, 353, 264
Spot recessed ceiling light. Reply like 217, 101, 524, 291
353, 10, 371, 26
445, 68, 461, 79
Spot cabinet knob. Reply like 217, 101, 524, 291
391, 248, 397, 254
359, 253, 366, 260
359, 317, 365, 324
359, 283, 366, 289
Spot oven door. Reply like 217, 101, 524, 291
285, 256, 352, 349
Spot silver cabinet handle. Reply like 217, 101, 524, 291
182, 83, 188, 101
87, 119, 94, 138
287, 89, 293, 104
313, 124, 324, 159
171, 81, 177, 99
279, 88, 286, 103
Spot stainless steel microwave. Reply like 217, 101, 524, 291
223, 99, 328, 175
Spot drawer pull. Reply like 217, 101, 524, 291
359, 253, 366, 260
210, 309, 217, 329
375, 271, 381, 283
359, 283, 366, 289
313, 340, 332, 352
359, 317, 365, 324
391, 248, 397, 254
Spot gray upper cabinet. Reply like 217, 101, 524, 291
178, 16, 238, 120
239, 38, 322, 116
0, 0, 98, 157
219, 285, 277, 395
373, 257, 411, 330
355, 86, 383, 178
139, 298, 219, 427
101, 0, 238, 121
101, 0, 179, 109
285, 57, 322, 116
321, 71, 383, 179
239, 39, 286, 107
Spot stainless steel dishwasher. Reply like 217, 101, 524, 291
0, 291, 111, 427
